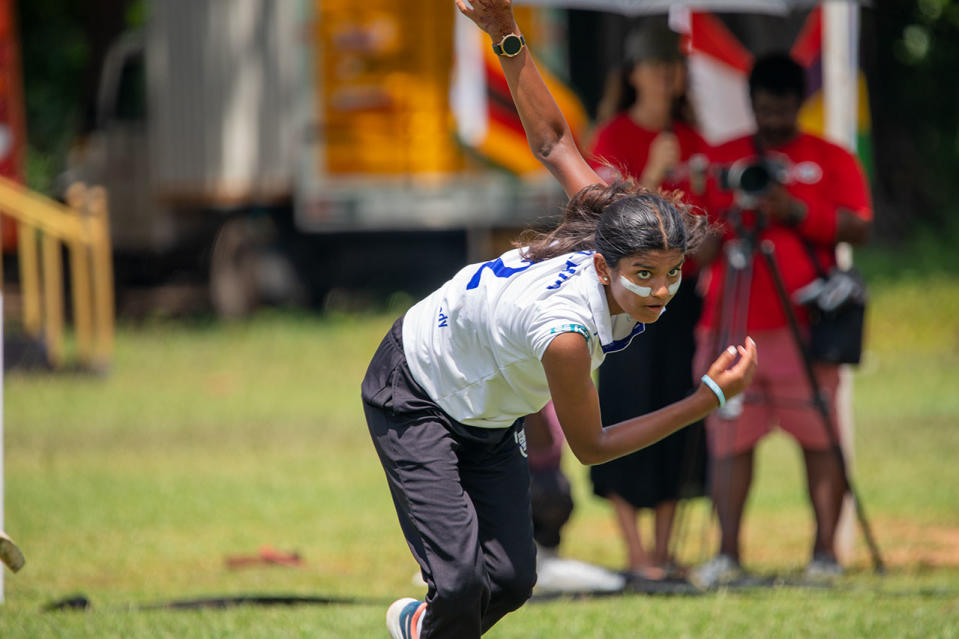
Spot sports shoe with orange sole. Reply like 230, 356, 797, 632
386, 597, 427, 639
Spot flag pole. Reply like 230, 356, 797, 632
823, 0, 861, 566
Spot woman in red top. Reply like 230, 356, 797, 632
587, 22, 710, 583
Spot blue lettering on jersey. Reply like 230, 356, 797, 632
546, 259, 580, 290
466, 257, 532, 290
437, 307, 448, 328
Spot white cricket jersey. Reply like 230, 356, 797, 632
402, 248, 645, 428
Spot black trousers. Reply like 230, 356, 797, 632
361, 318, 537, 638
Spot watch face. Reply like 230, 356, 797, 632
503, 35, 522, 56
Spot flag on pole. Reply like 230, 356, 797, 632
792, 6, 874, 180
670, 8, 755, 146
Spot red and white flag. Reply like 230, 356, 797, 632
670, 7, 755, 146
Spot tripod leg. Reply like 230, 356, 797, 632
758, 241, 885, 573
716, 240, 753, 356
702, 242, 754, 564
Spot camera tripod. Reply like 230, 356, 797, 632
708, 205, 885, 574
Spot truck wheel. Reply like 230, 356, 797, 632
209, 218, 259, 318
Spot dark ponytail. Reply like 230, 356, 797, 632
517, 175, 712, 266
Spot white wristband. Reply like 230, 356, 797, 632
700, 374, 726, 408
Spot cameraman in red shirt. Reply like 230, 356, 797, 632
691, 53, 872, 588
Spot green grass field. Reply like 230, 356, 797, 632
2, 243, 959, 637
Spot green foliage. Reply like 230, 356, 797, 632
16, 0, 143, 193
125, 0, 147, 29
873, 1, 959, 225
857, 218, 959, 283
17, 0, 89, 192
895, 0, 959, 64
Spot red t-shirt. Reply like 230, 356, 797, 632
588, 114, 710, 276
698, 132, 873, 331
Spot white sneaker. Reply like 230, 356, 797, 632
690, 554, 744, 590
804, 554, 843, 581
386, 597, 425, 639
535, 555, 626, 593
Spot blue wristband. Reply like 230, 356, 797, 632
700, 374, 726, 408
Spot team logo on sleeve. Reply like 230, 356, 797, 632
550, 323, 591, 344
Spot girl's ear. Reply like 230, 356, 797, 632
593, 253, 612, 284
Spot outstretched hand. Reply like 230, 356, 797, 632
703, 337, 758, 405
454, 0, 517, 38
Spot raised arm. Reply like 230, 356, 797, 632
455, 0, 602, 197
541, 333, 757, 466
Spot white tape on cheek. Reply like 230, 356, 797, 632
619, 275, 652, 297
667, 274, 682, 296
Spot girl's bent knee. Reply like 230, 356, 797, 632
496, 570, 537, 612
432, 573, 489, 611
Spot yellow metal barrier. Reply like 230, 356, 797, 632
0, 178, 114, 371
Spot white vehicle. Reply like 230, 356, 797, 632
65, 0, 567, 316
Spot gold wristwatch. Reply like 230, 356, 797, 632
492, 33, 525, 57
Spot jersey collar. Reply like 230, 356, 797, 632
581, 257, 646, 354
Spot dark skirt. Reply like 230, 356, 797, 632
591, 277, 707, 509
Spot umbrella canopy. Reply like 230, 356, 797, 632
513, 0, 840, 16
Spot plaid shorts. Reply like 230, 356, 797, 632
693, 327, 841, 458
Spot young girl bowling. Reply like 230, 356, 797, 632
363, 2, 758, 637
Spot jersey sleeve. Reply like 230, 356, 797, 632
526, 304, 595, 361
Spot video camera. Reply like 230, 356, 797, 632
689, 155, 788, 209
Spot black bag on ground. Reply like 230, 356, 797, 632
793, 245, 868, 365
